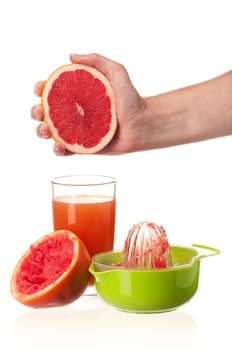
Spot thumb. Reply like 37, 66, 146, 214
70, 53, 136, 99
70, 53, 119, 79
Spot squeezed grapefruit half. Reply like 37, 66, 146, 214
10, 230, 90, 308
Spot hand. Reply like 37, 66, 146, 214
31, 53, 146, 155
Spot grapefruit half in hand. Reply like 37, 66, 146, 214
42, 64, 117, 154
10, 230, 91, 308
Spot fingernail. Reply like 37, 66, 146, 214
53, 143, 66, 156
31, 106, 39, 121
70, 54, 79, 61
37, 124, 49, 138
39, 124, 46, 136
34, 83, 40, 96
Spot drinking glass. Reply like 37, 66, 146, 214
51, 175, 116, 295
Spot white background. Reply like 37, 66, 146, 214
0, 0, 232, 349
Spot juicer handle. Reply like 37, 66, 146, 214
191, 244, 221, 260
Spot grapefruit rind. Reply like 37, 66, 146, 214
10, 230, 90, 308
42, 64, 117, 154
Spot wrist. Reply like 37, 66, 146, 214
142, 71, 232, 150
141, 93, 188, 150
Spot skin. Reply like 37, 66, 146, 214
31, 53, 232, 156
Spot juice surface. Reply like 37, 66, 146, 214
52, 195, 115, 257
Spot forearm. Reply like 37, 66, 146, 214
142, 70, 232, 149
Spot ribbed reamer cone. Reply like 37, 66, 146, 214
122, 221, 172, 268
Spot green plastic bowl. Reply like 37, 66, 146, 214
89, 244, 220, 313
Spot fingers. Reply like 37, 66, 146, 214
32, 80, 69, 156
36, 123, 51, 139
31, 104, 44, 121
32, 83, 50, 138
34, 80, 46, 97
36, 125, 70, 156
53, 142, 67, 156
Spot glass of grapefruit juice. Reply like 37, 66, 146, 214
51, 175, 116, 294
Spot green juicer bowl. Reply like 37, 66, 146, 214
89, 244, 220, 313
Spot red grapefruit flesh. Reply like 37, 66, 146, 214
10, 230, 90, 308
42, 64, 117, 154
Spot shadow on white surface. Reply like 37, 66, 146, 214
97, 307, 198, 333
10, 297, 199, 349
11, 297, 104, 349
95, 307, 199, 349
11, 297, 104, 329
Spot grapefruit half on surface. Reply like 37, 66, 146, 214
10, 230, 90, 308
42, 64, 117, 154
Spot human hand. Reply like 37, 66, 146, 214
31, 53, 146, 155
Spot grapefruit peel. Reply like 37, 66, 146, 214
42, 64, 117, 154
10, 230, 91, 308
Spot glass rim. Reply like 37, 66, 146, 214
51, 174, 116, 187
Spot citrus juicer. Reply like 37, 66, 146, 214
89, 220, 220, 313
122, 221, 173, 268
